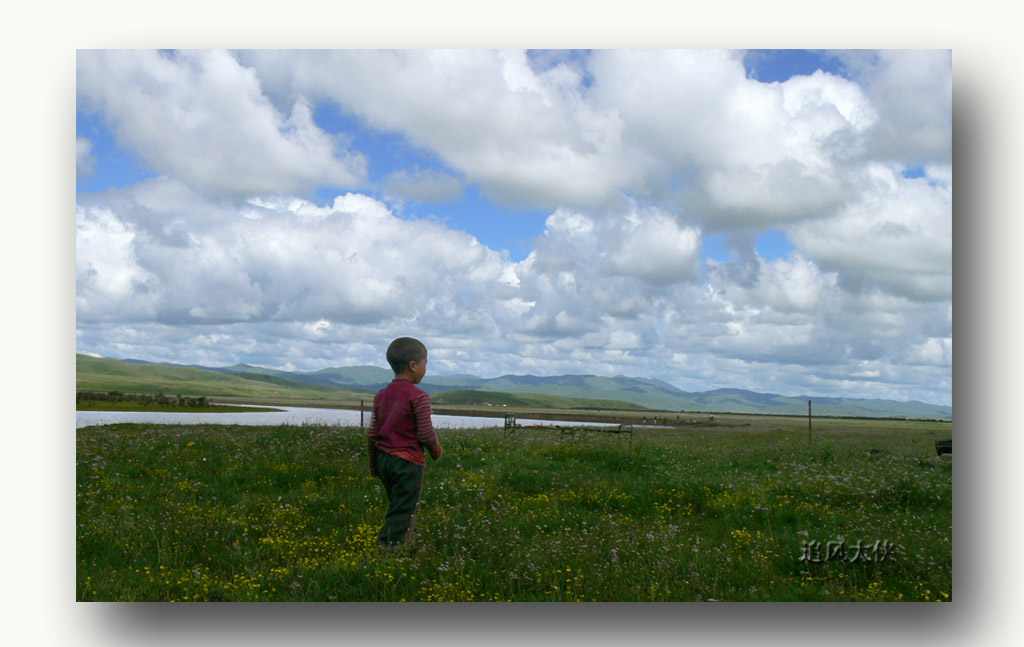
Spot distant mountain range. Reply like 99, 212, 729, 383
80, 354, 952, 419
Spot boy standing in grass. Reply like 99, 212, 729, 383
367, 337, 443, 552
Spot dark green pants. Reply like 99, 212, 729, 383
375, 452, 425, 549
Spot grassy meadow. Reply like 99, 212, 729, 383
76, 417, 952, 602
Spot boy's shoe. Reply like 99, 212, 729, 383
377, 541, 418, 556
378, 542, 405, 556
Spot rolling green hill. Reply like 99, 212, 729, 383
76, 354, 372, 401
77, 354, 952, 419
430, 389, 651, 411
444, 374, 691, 410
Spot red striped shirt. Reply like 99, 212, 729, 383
367, 378, 442, 469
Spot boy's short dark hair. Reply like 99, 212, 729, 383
386, 337, 428, 374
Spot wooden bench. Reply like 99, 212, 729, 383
935, 439, 951, 456
560, 422, 633, 446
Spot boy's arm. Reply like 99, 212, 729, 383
411, 392, 442, 460
367, 404, 380, 477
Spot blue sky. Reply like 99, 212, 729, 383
76, 49, 952, 405
75, 110, 156, 192
743, 49, 846, 82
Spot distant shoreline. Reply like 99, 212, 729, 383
212, 398, 953, 426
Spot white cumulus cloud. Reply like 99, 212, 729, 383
787, 163, 952, 301
835, 49, 952, 164
77, 50, 367, 197
75, 182, 518, 329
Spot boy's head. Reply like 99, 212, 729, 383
386, 337, 428, 377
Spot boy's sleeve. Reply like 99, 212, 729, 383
367, 400, 380, 476
412, 392, 442, 460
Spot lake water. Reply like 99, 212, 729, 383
75, 405, 621, 431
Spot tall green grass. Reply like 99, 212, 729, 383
77, 423, 951, 601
